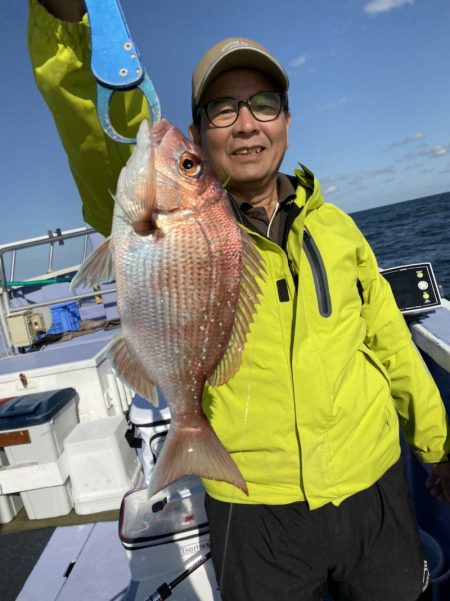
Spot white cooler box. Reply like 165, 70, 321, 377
0, 388, 79, 519
127, 393, 171, 486
0, 448, 23, 523
0, 334, 133, 422
119, 478, 220, 601
64, 414, 143, 514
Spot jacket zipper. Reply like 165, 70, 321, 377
227, 193, 331, 316
302, 227, 332, 317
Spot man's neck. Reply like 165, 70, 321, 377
228, 178, 279, 218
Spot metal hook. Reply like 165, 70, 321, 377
85, 0, 161, 144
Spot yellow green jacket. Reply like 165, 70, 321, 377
28, 0, 147, 237
28, 0, 450, 510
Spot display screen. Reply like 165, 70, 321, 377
381, 263, 441, 314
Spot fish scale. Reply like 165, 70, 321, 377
122, 219, 233, 394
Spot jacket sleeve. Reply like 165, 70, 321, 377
357, 234, 450, 464
27, 0, 150, 236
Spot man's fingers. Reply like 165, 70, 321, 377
425, 473, 438, 489
441, 480, 450, 503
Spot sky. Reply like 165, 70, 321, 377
1, 0, 450, 250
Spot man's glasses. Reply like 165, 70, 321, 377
199, 91, 287, 128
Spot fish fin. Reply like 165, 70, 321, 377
70, 238, 114, 290
208, 230, 265, 387
115, 120, 156, 228
109, 335, 159, 407
147, 419, 248, 498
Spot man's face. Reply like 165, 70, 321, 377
191, 68, 291, 197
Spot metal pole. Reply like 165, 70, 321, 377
10, 250, 16, 283
48, 230, 55, 273
0, 252, 13, 352
83, 232, 89, 261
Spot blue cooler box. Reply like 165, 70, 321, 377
0, 388, 79, 519
47, 301, 81, 334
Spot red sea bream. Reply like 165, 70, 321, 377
71, 119, 264, 498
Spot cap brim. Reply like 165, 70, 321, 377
192, 46, 288, 118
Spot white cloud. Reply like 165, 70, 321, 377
403, 162, 424, 170
432, 145, 448, 157
364, 0, 414, 16
349, 167, 395, 184
388, 132, 425, 149
396, 143, 449, 162
290, 54, 307, 69
324, 144, 346, 155
419, 144, 449, 158
321, 168, 396, 196
316, 96, 349, 112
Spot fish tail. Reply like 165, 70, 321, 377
147, 421, 248, 498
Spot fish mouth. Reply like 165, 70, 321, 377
231, 146, 265, 156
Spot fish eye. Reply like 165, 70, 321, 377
179, 152, 203, 177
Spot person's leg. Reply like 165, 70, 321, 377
328, 460, 426, 601
205, 495, 328, 601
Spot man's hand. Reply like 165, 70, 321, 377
40, 1, 86, 22
425, 462, 450, 503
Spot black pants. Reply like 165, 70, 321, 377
205, 460, 428, 601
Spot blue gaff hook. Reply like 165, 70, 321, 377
84, 0, 161, 144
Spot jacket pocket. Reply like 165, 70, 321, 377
358, 343, 391, 387
358, 343, 396, 431
302, 227, 332, 317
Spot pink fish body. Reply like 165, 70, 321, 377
72, 119, 264, 498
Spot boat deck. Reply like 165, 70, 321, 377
16, 522, 131, 601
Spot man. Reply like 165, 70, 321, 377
29, 1, 450, 599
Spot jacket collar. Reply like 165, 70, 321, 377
293, 164, 325, 215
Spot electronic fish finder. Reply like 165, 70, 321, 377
380, 262, 442, 315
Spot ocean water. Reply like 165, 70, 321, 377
350, 191, 450, 299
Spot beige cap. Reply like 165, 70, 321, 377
192, 37, 289, 119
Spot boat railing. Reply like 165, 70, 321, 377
0, 227, 116, 353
